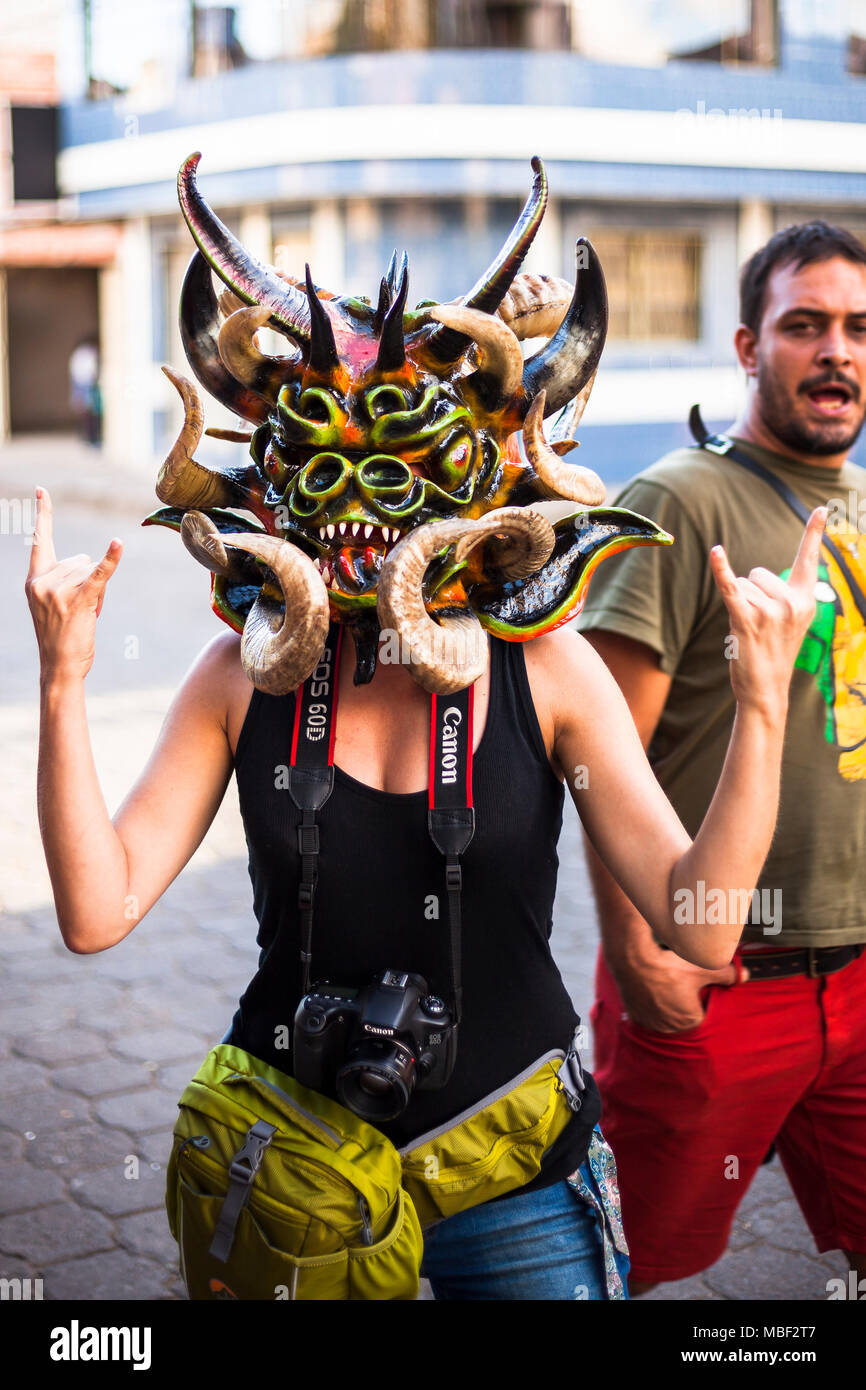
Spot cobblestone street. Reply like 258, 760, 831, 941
0, 438, 850, 1302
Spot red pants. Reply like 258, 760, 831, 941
590, 945, 866, 1283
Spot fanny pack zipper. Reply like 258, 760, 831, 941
223, 1072, 341, 1148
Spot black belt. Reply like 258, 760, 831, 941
741, 943, 864, 981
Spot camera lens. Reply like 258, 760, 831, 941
336, 1040, 415, 1122
357, 1073, 392, 1098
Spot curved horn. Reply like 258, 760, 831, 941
217, 285, 245, 317
304, 263, 339, 376
179, 251, 270, 424
522, 390, 605, 505
522, 238, 608, 416
377, 518, 488, 694
548, 370, 597, 453
427, 304, 523, 405
498, 273, 574, 341
157, 367, 264, 509
216, 532, 331, 695
377, 509, 554, 694
218, 305, 301, 400
180, 509, 229, 573
180, 511, 269, 597
375, 254, 409, 372
426, 156, 548, 365
455, 505, 555, 580
178, 153, 311, 344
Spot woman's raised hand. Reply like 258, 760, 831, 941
25, 487, 123, 685
709, 506, 826, 718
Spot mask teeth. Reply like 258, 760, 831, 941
314, 521, 403, 547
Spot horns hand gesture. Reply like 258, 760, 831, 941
710, 507, 827, 715
25, 488, 123, 685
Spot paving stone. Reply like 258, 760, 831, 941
0, 1165, 68, 1215
116, 1209, 180, 1265
90, 1003, 171, 1034
747, 1201, 822, 1256
0, 1130, 24, 1161
94, 1089, 178, 1134
0, 1087, 90, 1134
3, 1002, 78, 1036
111, 1027, 212, 1064
160, 1277, 188, 1300
134, 1131, 176, 1171
51, 1058, 151, 1097
704, 1243, 836, 1301
44, 1248, 171, 1301
639, 1273, 725, 1301
14, 1027, 111, 1065
0, 932, 51, 957
70, 1160, 167, 1217
26, 1122, 135, 1171
0, 1257, 42, 1286
85, 952, 174, 985
1, 1058, 50, 1095
34, 977, 127, 1009
0, 1201, 114, 1265
727, 1219, 759, 1251
736, 1161, 798, 1216
157, 1058, 210, 1094
2, 952, 80, 983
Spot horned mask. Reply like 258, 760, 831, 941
145, 153, 671, 694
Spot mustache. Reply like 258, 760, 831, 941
798, 371, 861, 402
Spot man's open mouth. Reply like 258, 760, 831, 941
804, 381, 856, 414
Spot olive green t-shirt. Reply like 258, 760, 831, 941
575, 437, 866, 947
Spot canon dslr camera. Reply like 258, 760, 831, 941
293, 970, 457, 1121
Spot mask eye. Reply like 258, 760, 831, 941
365, 385, 410, 419
433, 432, 474, 490
298, 390, 333, 424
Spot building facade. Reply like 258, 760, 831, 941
3, 0, 866, 481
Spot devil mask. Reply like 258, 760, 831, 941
144, 152, 671, 694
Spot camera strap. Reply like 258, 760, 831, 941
288, 625, 342, 996
427, 688, 476, 1027
287, 626, 475, 1021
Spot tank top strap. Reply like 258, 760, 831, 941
486, 637, 553, 771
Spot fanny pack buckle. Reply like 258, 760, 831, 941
228, 1120, 276, 1185
555, 1034, 586, 1114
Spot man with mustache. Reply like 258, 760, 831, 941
577, 221, 866, 1293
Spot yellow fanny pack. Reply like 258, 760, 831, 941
165, 1033, 585, 1300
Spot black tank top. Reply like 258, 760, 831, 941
226, 636, 601, 1190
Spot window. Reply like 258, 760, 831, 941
570, 0, 776, 68
588, 229, 701, 341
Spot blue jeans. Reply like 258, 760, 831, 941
420, 1132, 631, 1301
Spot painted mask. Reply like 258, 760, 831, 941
145, 152, 671, 693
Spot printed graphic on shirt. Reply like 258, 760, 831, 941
783, 522, 866, 781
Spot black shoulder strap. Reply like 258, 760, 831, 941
427, 688, 476, 1027
688, 404, 866, 626
287, 625, 342, 995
